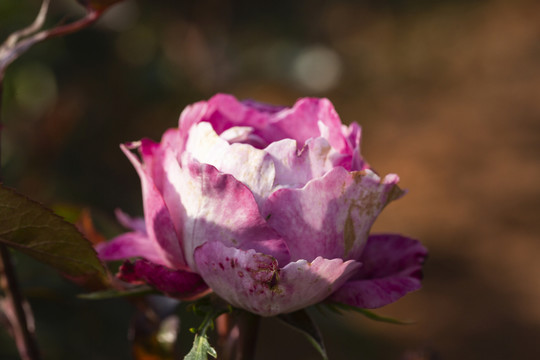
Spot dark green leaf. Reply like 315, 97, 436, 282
78, 285, 155, 299
0, 185, 110, 290
277, 309, 328, 360
323, 302, 411, 325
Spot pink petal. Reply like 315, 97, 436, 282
114, 209, 146, 234
265, 137, 336, 189
185, 122, 275, 205
241, 99, 286, 114
178, 94, 274, 149
97, 210, 166, 265
119, 259, 210, 301
202, 94, 272, 136
138, 138, 165, 190
341, 122, 368, 171
159, 128, 183, 158
162, 152, 290, 269
269, 98, 348, 152
177, 95, 354, 155
194, 241, 360, 316
128, 133, 186, 242
96, 232, 166, 265
177, 100, 212, 155
329, 234, 427, 308
121, 143, 186, 269
263, 167, 404, 262
219, 126, 267, 148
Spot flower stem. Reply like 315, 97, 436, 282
235, 311, 260, 360
219, 310, 260, 360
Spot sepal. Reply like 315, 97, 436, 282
276, 309, 328, 360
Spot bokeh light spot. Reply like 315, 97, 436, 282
292, 45, 342, 92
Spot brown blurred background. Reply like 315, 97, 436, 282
1, 0, 540, 359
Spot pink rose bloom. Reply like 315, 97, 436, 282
97, 94, 427, 316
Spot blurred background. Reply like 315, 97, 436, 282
1, 0, 540, 359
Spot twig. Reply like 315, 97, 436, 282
2, 0, 50, 48
0, 0, 101, 82
0, 246, 42, 360
0, 2, 104, 359
0, 0, 51, 81
0, 37, 42, 359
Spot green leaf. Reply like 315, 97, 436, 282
0, 185, 110, 290
323, 302, 411, 325
78, 285, 155, 300
184, 333, 217, 360
184, 298, 230, 360
277, 309, 328, 360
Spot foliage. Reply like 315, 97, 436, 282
321, 302, 411, 325
184, 299, 231, 360
0, 185, 110, 290
277, 309, 328, 360
78, 285, 155, 299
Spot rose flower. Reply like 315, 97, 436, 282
97, 94, 427, 316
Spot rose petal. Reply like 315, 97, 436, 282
265, 137, 336, 189
177, 95, 353, 154
119, 259, 210, 301
160, 128, 183, 157
342, 122, 368, 171
241, 99, 286, 114
178, 94, 274, 148
138, 138, 164, 190
355, 234, 427, 279
263, 167, 404, 262
329, 234, 427, 308
194, 241, 361, 316
177, 95, 356, 159
269, 97, 349, 152
219, 126, 253, 142
219, 126, 267, 148
130, 133, 186, 242
121, 143, 186, 269
185, 122, 275, 205
177, 100, 212, 155
96, 232, 165, 266
162, 151, 290, 269
114, 209, 146, 234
